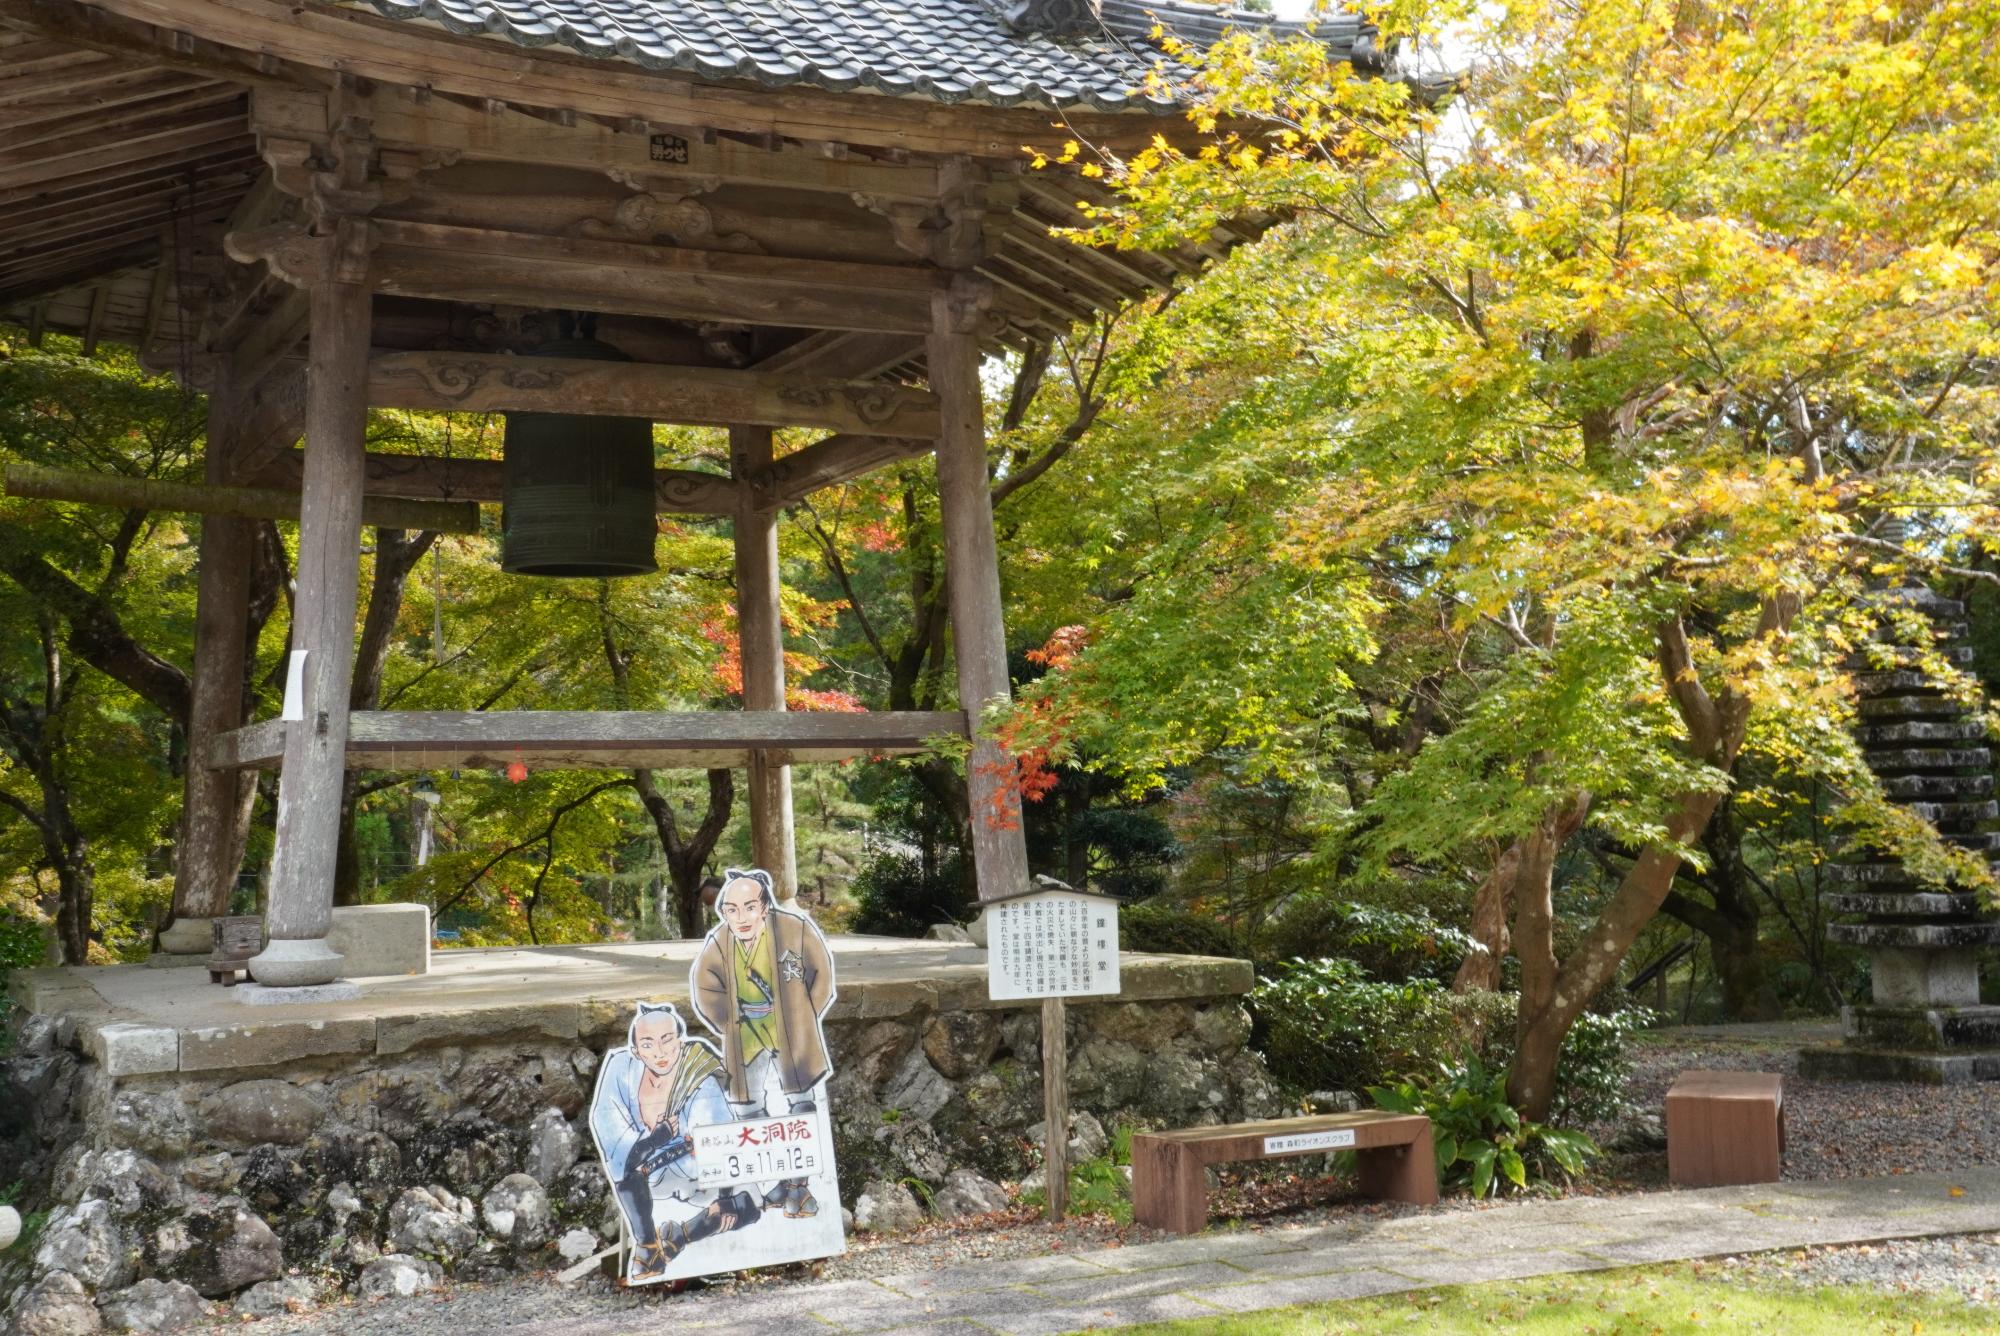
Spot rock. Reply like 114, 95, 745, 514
879, 1049, 953, 1123
325, 1183, 363, 1228
11, 1271, 103, 1335
436, 1115, 517, 1194
168, 1203, 283, 1297
1, 1202, 19, 1250
1091, 1002, 1193, 1050
34, 1200, 135, 1293
232, 1146, 309, 1213
481, 1174, 552, 1249
923, 923, 973, 943
998, 1011, 1041, 1068
1227, 1052, 1287, 1121
1068, 1038, 1145, 1107
98, 1279, 209, 1333
105, 1090, 191, 1160
71, 1150, 177, 1220
357, 1254, 443, 1300
851, 1179, 925, 1234
1303, 1089, 1362, 1114
1192, 1003, 1253, 1057
1029, 1111, 1108, 1164
550, 1161, 609, 1224
391, 1205, 479, 1262
1135, 1050, 1212, 1119
179, 1153, 236, 1192
931, 1169, 1009, 1219
302, 1130, 401, 1185
332, 1069, 456, 1139
524, 1109, 580, 1187
555, 1228, 599, 1264
198, 1080, 326, 1149
877, 1119, 950, 1186
234, 1277, 318, 1318
920, 1010, 1001, 1081
833, 1021, 916, 1103
1607, 1111, 1667, 1153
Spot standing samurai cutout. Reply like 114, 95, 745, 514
588, 868, 843, 1285
690, 868, 836, 1220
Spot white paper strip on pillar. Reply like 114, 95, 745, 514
986, 884, 1120, 1002
280, 649, 309, 721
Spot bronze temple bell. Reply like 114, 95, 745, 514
500, 336, 659, 577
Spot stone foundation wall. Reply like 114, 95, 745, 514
1, 991, 1278, 1328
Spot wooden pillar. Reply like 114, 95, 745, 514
928, 282, 1031, 901
248, 232, 371, 988
160, 369, 261, 953
731, 424, 798, 901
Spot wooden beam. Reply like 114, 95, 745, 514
334, 219, 943, 333
930, 279, 1032, 901
364, 349, 941, 437
0, 80, 240, 152
0, 97, 247, 191
732, 424, 798, 901
3, 461, 482, 533
209, 709, 969, 771
761, 433, 932, 509
753, 330, 927, 381
252, 448, 740, 517
252, 249, 372, 987
80, 283, 106, 355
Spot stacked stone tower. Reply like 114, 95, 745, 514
1800, 582, 2000, 1082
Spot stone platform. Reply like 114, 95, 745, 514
8, 936, 1250, 1078
1, 938, 1278, 1327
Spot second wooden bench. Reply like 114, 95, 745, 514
1131, 1110, 1437, 1235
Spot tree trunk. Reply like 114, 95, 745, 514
631, 768, 735, 937
1452, 842, 1524, 994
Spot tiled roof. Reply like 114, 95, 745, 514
350, 0, 1383, 112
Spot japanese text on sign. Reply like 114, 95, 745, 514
1264, 1128, 1355, 1155
987, 891, 1120, 1001
692, 1113, 826, 1187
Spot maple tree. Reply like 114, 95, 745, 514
1012, 0, 2000, 1116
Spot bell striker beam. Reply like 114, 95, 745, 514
161, 364, 263, 952
247, 219, 372, 988
928, 278, 1031, 901
731, 423, 799, 902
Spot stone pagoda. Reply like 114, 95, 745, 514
1802, 581, 2000, 1082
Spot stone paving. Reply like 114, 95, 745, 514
380, 1169, 2000, 1335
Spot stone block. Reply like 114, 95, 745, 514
327, 903, 431, 977
86, 1023, 179, 1077
375, 1003, 580, 1056
1866, 946, 1981, 1008
178, 1018, 376, 1073
234, 982, 362, 1007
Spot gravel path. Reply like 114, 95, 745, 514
1617, 1030, 2000, 1181
1713, 1233, 2000, 1307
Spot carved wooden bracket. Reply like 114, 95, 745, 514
575, 190, 763, 254
225, 217, 374, 289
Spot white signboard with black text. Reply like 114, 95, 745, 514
987, 889, 1120, 1001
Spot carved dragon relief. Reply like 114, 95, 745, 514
574, 190, 764, 254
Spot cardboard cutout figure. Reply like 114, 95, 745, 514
589, 869, 844, 1285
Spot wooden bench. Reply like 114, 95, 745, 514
1665, 1069, 1784, 1187
1131, 1111, 1436, 1235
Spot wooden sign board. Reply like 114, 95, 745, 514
986, 887, 1120, 1002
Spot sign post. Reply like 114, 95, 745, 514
984, 880, 1121, 1222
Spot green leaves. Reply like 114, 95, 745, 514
1369, 1052, 1601, 1200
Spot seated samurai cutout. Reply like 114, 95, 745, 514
588, 1002, 760, 1281
691, 868, 836, 1221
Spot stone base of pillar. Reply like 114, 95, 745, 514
246, 937, 347, 988
156, 917, 215, 955
236, 980, 363, 1006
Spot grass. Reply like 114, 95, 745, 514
1108, 1263, 1992, 1334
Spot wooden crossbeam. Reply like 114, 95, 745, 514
250, 449, 740, 516
354, 219, 943, 332
364, 349, 942, 437
2, 461, 481, 532
759, 433, 933, 509
207, 709, 968, 771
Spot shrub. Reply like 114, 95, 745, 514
1369, 1052, 1597, 1198
1119, 900, 1246, 959
848, 850, 972, 937
1251, 958, 1468, 1094
1259, 889, 1479, 981
1251, 957, 1650, 1126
